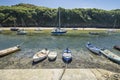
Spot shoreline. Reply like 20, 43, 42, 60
0, 27, 120, 30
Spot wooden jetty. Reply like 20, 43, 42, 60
0, 45, 20, 57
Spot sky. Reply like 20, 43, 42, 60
0, 0, 120, 10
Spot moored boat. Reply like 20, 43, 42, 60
114, 45, 120, 51
86, 42, 101, 55
0, 45, 20, 57
33, 48, 49, 62
89, 32, 99, 35
48, 51, 57, 61
17, 29, 27, 35
62, 48, 72, 63
10, 27, 19, 31
100, 49, 120, 64
51, 28, 67, 35
51, 7, 67, 35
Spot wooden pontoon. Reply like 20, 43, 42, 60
0, 45, 20, 57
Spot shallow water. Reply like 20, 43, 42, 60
0, 32, 120, 72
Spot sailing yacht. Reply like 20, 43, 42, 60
17, 18, 27, 35
107, 19, 117, 33
51, 7, 67, 35
10, 20, 19, 31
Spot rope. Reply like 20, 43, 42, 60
17, 36, 28, 47
59, 63, 67, 80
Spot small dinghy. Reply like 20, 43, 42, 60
33, 48, 49, 62
100, 49, 120, 64
62, 48, 72, 63
114, 45, 120, 51
48, 51, 57, 61
86, 42, 101, 55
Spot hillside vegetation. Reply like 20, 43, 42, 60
0, 3, 120, 28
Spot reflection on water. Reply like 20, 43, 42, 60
0, 33, 120, 71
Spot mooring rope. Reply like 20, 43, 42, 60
59, 63, 67, 80
17, 36, 28, 47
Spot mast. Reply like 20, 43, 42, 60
58, 7, 61, 29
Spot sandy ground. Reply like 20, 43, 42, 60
0, 69, 119, 80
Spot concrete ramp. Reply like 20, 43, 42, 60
0, 69, 118, 80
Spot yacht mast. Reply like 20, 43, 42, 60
58, 7, 61, 29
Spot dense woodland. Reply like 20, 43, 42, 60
0, 3, 120, 28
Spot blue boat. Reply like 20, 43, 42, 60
86, 42, 101, 55
62, 48, 72, 63
51, 7, 67, 35
51, 28, 67, 35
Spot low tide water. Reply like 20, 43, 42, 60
0, 32, 120, 72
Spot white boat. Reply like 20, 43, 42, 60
34, 28, 42, 31
17, 29, 27, 35
48, 51, 57, 61
51, 7, 67, 35
100, 49, 120, 64
33, 49, 49, 62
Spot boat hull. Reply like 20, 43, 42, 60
86, 43, 101, 55
33, 49, 49, 63
48, 52, 57, 61
100, 49, 120, 64
51, 31, 67, 35
10, 28, 19, 31
17, 31, 27, 35
62, 48, 72, 63
33, 56, 47, 62
62, 57, 72, 63
0, 46, 20, 57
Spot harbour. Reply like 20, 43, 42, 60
0, 29, 120, 72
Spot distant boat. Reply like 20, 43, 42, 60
48, 51, 57, 61
10, 20, 19, 31
86, 42, 101, 55
89, 32, 99, 35
62, 48, 72, 63
100, 49, 120, 64
114, 45, 120, 51
34, 28, 42, 31
33, 48, 49, 62
107, 18, 117, 33
10, 27, 19, 31
17, 29, 27, 35
51, 7, 67, 35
